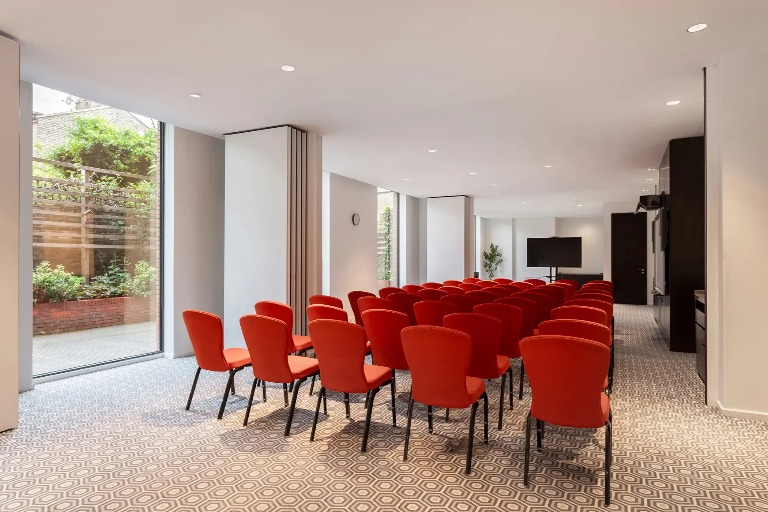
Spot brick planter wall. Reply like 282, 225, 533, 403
33, 296, 157, 336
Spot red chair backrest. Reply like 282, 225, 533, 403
348, 291, 376, 325
477, 280, 497, 288
474, 303, 524, 358
443, 280, 463, 287
388, 292, 420, 324
514, 292, 552, 324
401, 326, 477, 409
465, 290, 497, 304
551, 305, 608, 326
556, 279, 579, 289
309, 294, 344, 309
182, 310, 228, 372
439, 286, 465, 295
574, 292, 614, 304
524, 278, 547, 287
255, 301, 294, 333
538, 319, 611, 347
361, 309, 410, 370
513, 281, 535, 290
358, 296, 395, 315
520, 335, 609, 428
549, 282, 575, 301
493, 278, 513, 285
495, 297, 537, 337
443, 313, 503, 379
496, 284, 522, 294
421, 282, 443, 289
580, 286, 613, 296
463, 277, 481, 284
402, 284, 425, 295
440, 294, 477, 313
565, 299, 613, 327
485, 287, 512, 297
240, 315, 293, 382
536, 285, 566, 308
458, 283, 481, 292
413, 300, 460, 326
587, 280, 613, 289
379, 287, 403, 299
307, 304, 348, 323
418, 288, 448, 301
308, 319, 371, 393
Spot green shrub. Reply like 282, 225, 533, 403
126, 260, 157, 297
32, 261, 84, 303
83, 257, 127, 299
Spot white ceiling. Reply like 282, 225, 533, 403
2, 0, 768, 217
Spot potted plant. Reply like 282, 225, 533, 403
482, 243, 503, 279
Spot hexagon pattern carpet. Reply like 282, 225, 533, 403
2, 305, 768, 511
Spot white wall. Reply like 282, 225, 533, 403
426, 196, 473, 282
514, 218, 556, 281
706, 53, 768, 421
322, 172, 378, 311
19, 81, 33, 393
603, 201, 653, 305
399, 194, 421, 286
555, 217, 604, 274
484, 218, 514, 279
418, 198, 428, 283
0, 35, 20, 432
163, 126, 225, 357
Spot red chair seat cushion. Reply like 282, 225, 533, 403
496, 355, 511, 375
292, 335, 313, 352
364, 365, 392, 389
223, 347, 251, 369
288, 355, 320, 380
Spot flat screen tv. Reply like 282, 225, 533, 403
527, 237, 582, 268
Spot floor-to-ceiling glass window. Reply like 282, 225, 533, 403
32, 85, 162, 376
377, 188, 399, 287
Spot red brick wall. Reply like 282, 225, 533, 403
33, 296, 158, 336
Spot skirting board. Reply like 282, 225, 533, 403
32, 353, 165, 385
717, 401, 768, 423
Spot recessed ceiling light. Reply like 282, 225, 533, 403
491, 183, 496, 187
189, 93, 201, 98
688, 23, 708, 33
428, 149, 437, 153
642, 189, 648, 192
646, 178, 654, 181
521, 201, 527, 204
666, 100, 681, 106
281, 65, 296, 72
469, 172, 477, 175
544, 165, 552, 168
577, 204, 583, 207
403, 178, 410, 181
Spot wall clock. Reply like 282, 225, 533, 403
351, 213, 360, 226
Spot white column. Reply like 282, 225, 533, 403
0, 35, 20, 432
426, 196, 474, 282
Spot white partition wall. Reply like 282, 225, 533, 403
0, 35, 20, 432
224, 127, 321, 347
426, 196, 474, 283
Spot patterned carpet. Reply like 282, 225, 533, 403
2, 305, 768, 511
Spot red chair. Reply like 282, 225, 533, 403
439, 286, 465, 295
581, 284, 613, 294
444, 313, 510, 430
574, 292, 614, 303
496, 284, 522, 294
402, 284, 425, 295
496, 297, 537, 338
440, 294, 477, 313
401, 326, 488, 474
309, 294, 343, 309
477, 280, 497, 288
524, 278, 547, 287
458, 283, 482, 292
555, 279, 579, 289
421, 282, 443, 289
379, 287, 403, 299
465, 290, 497, 304
361, 309, 411, 426
463, 277, 481, 284
514, 292, 552, 325
307, 304, 348, 323
308, 320, 393, 452
474, 302, 524, 406
513, 281, 535, 290
182, 310, 252, 419
443, 280, 463, 287
549, 282, 575, 301
520, 335, 612, 505
538, 319, 611, 348
551, 305, 608, 326
493, 278, 513, 285
587, 280, 613, 290
565, 299, 615, 390
239, 315, 320, 435
414, 300, 460, 326
254, 301, 312, 353
358, 296, 395, 315
348, 291, 376, 326
388, 292, 421, 324
535, 286, 566, 309
485, 287, 512, 297
418, 288, 448, 301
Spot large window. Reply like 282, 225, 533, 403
32, 85, 162, 376
377, 188, 399, 287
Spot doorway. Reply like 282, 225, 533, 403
611, 212, 647, 304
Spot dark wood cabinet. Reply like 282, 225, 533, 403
556, 273, 604, 288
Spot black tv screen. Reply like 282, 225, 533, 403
527, 237, 582, 268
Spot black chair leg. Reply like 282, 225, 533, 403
403, 394, 414, 461
284, 377, 305, 436
361, 387, 380, 452
390, 370, 397, 427
217, 370, 235, 420
508, 367, 514, 410
524, 412, 532, 485
605, 413, 613, 505
519, 361, 525, 400
445, 408, 450, 422
536, 419, 544, 451
323, 388, 328, 415
185, 367, 201, 410
243, 378, 259, 426
498, 373, 506, 430
427, 405, 434, 433
465, 400, 480, 474
344, 393, 351, 418
262, 380, 267, 402
310, 387, 325, 441
309, 375, 316, 396
608, 343, 615, 392
231, 375, 236, 396
482, 392, 489, 444
283, 383, 289, 407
